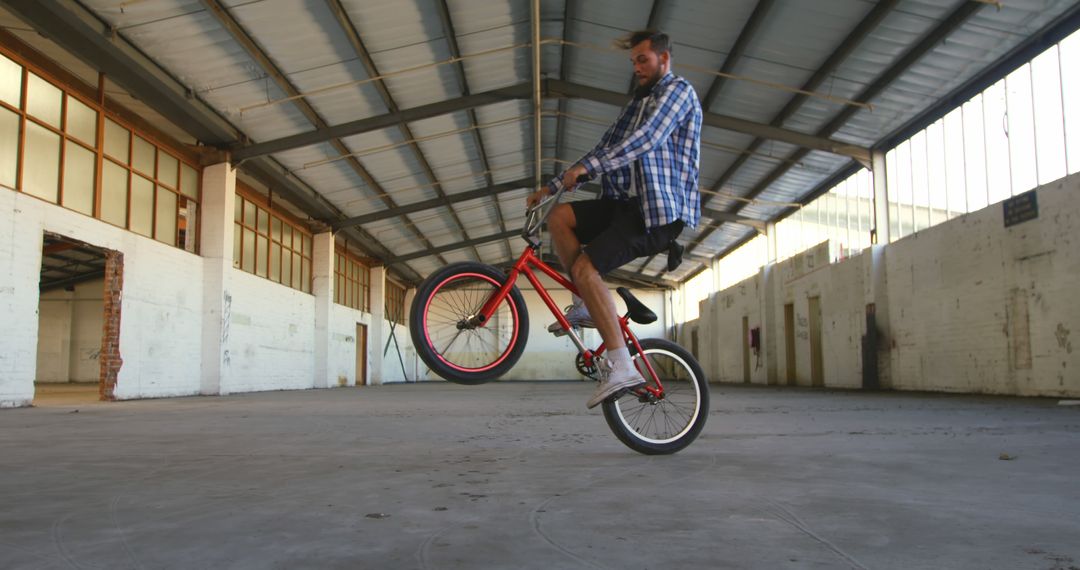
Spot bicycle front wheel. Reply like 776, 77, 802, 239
602, 338, 709, 455
410, 262, 529, 384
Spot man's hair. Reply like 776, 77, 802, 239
616, 30, 672, 55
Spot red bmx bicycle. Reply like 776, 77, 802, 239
409, 181, 708, 454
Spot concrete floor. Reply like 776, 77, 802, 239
2, 382, 1079, 570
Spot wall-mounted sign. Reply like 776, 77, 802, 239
1003, 190, 1038, 228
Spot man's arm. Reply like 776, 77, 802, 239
580, 80, 696, 177
543, 107, 626, 195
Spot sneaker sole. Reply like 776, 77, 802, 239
586, 379, 645, 409
548, 321, 596, 336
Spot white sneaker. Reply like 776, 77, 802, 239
586, 359, 646, 409
547, 298, 594, 335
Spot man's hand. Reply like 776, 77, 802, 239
561, 163, 588, 191
526, 187, 550, 209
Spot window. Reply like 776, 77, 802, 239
0, 48, 200, 252
335, 247, 372, 312
679, 28, 1080, 313
233, 187, 312, 293
385, 280, 406, 325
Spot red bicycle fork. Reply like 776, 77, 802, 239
474, 247, 664, 399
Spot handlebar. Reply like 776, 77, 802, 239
522, 174, 590, 244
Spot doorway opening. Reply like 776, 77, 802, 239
356, 323, 368, 386
34, 234, 121, 405
784, 303, 796, 386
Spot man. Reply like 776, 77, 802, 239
526, 30, 703, 408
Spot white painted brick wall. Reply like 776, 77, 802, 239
223, 269, 315, 393
0, 191, 205, 406
684, 172, 1080, 398
329, 303, 370, 386
885, 173, 1080, 396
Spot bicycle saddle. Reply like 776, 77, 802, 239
616, 287, 657, 325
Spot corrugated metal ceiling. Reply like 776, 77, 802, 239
6, 0, 1079, 287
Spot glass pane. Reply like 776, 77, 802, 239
926, 121, 948, 226
270, 242, 281, 282
256, 208, 268, 235
256, 235, 268, 277
65, 96, 97, 144
156, 186, 177, 246
62, 141, 95, 215
1063, 36, 1080, 175
101, 160, 128, 226
132, 135, 155, 176
235, 197, 243, 222
242, 228, 255, 273
244, 201, 256, 227
283, 224, 293, 249
301, 258, 310, 293
943, 108, 968, 215
1031, 47, 1067, 185
22, 121, 60, 203
180, 197, 197, 253
130, 175, 154, 237
271, 217, 282, 242
281, 250, 292, 287
1006, 65, 1038, 194
0, 107, 18, 188
233, 223, 241, 267
180, 163, 198, 198
962, 96, 989, 211
157, 152, 178, 188
303, 234, 312, 257
984, 80, 1012, 204
292, 253, 302, 290
104, 118, 129, 162
0, 53, 21, 107
910, 131, 930, 232
26, 73, 61, 128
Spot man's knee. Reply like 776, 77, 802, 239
549, 203, 574, 231
571, 254, 598, 283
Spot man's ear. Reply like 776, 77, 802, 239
660, 50, 670, 68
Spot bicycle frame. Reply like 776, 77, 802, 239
472, 244, 665, 399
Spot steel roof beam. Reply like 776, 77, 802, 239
434, 0, 513, 260
200, 0, 450, 268
2, 1, 240, 146
684, 0, 901, 262
326, 0, 481, 262
230, 84, 531, 161
232, 80, 869, 164
688, 0, 981, 263
387, 230, 521, 266
546, 80, 870, 163
332, 177, 534, 230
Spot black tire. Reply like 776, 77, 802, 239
602, 338, 709, 455
410, 262, 529, 384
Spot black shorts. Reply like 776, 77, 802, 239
570, 198, 684, 276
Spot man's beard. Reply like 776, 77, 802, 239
633, 70, 661, 99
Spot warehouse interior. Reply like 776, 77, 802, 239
1, 0, 1079, 567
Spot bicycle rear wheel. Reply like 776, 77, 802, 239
602, 338, 709, 455
410, 262, 529, 384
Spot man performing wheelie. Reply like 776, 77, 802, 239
526, 30, 703, 409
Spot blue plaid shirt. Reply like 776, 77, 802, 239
548, 72, 703, 229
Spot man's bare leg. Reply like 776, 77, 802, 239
570, 254, 624, 350
547, 203, 582, 272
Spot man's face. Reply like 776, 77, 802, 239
631, 39, 669, 89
